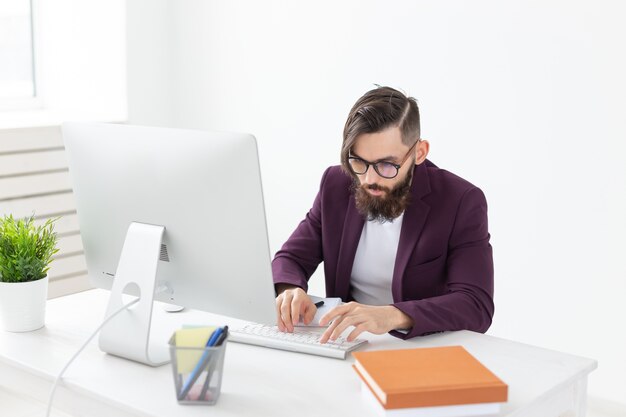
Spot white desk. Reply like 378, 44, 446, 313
0, 289, 596, 417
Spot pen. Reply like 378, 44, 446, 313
199, 327, 229, 400
213, 326, 229, 346
314, 301, 324, 308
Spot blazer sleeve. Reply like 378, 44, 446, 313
271, 168, 330, 292
391, 186, 495, 339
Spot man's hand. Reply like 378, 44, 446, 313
318, 302, 413, 343
275, 285, 317, 332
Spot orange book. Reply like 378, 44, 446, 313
352, 346, 508, 410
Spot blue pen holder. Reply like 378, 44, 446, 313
168, 332, 228, 405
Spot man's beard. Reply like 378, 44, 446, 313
353, 167, 414, 222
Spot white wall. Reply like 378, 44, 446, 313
126, 0, 173, 128
127, 0, 626, 405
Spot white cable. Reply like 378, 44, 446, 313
45, 296, 140, 417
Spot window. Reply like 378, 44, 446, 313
0, 0, 35, 100
0, 1, 126, 127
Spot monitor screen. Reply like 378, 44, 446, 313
63, 122, 277, 365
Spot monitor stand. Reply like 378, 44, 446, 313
98, 222, 169, 366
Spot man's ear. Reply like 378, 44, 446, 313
414, 140, 430, 165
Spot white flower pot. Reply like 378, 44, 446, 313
0, 275, 48, 332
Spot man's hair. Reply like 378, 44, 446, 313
341, 86, 420, 173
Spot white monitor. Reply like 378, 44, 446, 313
63, 122, 277, 365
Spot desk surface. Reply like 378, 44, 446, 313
0, 289, 597, 417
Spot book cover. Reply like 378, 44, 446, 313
352, 346, 508, 410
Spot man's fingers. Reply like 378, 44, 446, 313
303, 304, 316, 325
319, 310, 336, 326
275, 287, 317, 332
320, 313, 344, 343
319, 304, 349, 326
346, 324, 366, 342
280, 293, 295, 332
275, 295, 287, 331
277, 306, 290, 331
290, 298, 304, 327
329, 314, 359, 341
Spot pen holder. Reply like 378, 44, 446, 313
168, 333, 228, 405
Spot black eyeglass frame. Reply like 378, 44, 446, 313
347, 140, 420, 179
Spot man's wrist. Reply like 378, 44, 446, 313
391, 306, 414, 330
275, 283, 300, 296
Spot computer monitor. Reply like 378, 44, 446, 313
63, 122, 277, 366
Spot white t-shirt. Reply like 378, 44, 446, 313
350, 213, 404, 305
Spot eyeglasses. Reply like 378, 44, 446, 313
347, 140, 419, 179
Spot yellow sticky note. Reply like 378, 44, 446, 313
175, 326, 216, 373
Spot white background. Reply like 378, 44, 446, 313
126, 0, 625, 406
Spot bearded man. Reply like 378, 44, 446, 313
272, 86, 494, 342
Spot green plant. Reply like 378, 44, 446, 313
0, 215, 59, 283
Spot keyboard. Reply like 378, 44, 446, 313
228, 323, 367, 359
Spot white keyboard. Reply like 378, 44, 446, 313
228, 323, 367, 359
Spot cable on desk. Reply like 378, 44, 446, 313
45, 296, 140, 417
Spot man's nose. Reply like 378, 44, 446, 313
364, 165, 381, 184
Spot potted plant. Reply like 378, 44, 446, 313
0, 215, 59, 332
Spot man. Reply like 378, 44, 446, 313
272, 86, 494, 343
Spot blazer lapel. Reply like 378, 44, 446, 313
335, 193, 364, 300
392, 163, 432, 301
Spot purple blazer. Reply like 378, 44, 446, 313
272, 160, 494, 339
